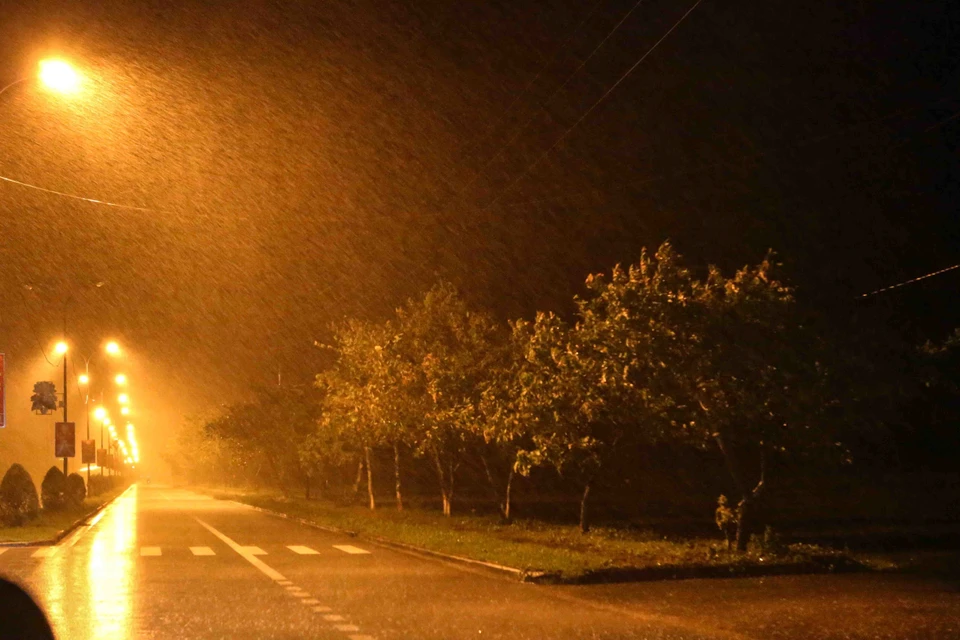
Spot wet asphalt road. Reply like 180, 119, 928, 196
0, 484, 958, 639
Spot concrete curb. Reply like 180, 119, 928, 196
214, 495, 868, 585
0, 483, 133, 548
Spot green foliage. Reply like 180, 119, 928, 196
40, 467, 67, 512
186, 241, 881, 543
0, 464, 40, 526
65, 473, 86, 509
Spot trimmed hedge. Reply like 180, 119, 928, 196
65, 473, 86, 509
40, 467, 67, 511
0, 464, 40, 526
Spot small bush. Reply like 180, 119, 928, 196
65, 473, 86, 509
89, 475, 115, 496
40, 467, 67, 511
0, 464, 40, 526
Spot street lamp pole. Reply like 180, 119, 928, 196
62, 350, 68, 477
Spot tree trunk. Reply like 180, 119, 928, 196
393, 442, 403, 512
715, 434, 767, 553
305, 476, 311, 500
480, 451, 508, 522
579, 482, 592, 533
364, 446, 376, 511
351, 458, 364, 499
432, 449, 453, 517
503, 468, 514, 523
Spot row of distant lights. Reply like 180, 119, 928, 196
56, 340, 140, 466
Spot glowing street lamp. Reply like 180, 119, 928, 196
94, 407, 107, 421
120, 406, 130, 415
118, 393, 129, 404
38, 59, 81, 95
54, 341, 68, 355
78, 373, 89, 385
105, 341, 121, 356
115, 373, 127, 385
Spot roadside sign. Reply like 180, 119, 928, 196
97, 448, 107, 466
0, 353, 5, 428
55, 422, 76, 457
81, 439, 96, 464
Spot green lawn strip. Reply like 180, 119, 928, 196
208, 487, 847, 579
0, 485, 129, 544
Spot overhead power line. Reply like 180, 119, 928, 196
458, 0, 650, 201
464, 0, 607, 158
484, 0, 706, 211
0, 173, 160, 213
859, 264, 960, 299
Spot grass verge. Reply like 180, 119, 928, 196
0, 485, 129, 544
208, 487, 859, 582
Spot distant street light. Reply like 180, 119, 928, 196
118, 393, 129, 404
54, 341, 68, 355
120, 406, 130, 415
115, 373, 127, 385
105, 341, 121, 355
78, 374, 89, 385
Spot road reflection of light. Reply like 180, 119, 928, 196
87, 486, 138, 639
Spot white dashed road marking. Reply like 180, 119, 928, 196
313, 606, 332, 613
287, 545, 320, 555
32, 548, 57, 558
194, 518, 286, 581
140, 547, 162, 556
324, 615, 346, 622
0, 548, 7, 556
334, 625, 360, 632
242, 546, 266, 555
190, 546, 215, 556
349, 636, 376, 640
332, 545, 370, 555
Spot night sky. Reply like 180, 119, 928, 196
0, 0, 958, 475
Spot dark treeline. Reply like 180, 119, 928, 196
168, 242, 960, 552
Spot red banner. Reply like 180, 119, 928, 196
55, 422, 76, 458
81, 439, 96, 464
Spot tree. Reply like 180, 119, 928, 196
41, 467, 67, 511
394, 282, 501, 517
0, 464, 40, 526
577, 242, 846, 550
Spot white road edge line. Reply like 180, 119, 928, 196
194, 518, 286, 581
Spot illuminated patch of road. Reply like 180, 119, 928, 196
195, 518, 377, 639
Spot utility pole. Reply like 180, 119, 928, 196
62, 349, 68, 477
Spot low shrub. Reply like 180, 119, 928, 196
40, 467, 67, 511
65, 473, 86, 509
0, 464, 40, 526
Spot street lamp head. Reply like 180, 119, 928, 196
115, 373, 127, 385
78, 374, 89, 385
118, 393, 129, 404
105, 341, 120, 356
38, 59, 80, 95
120, 406, 130, 415
54, 341, 68, 355
94, 407, 107, 420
